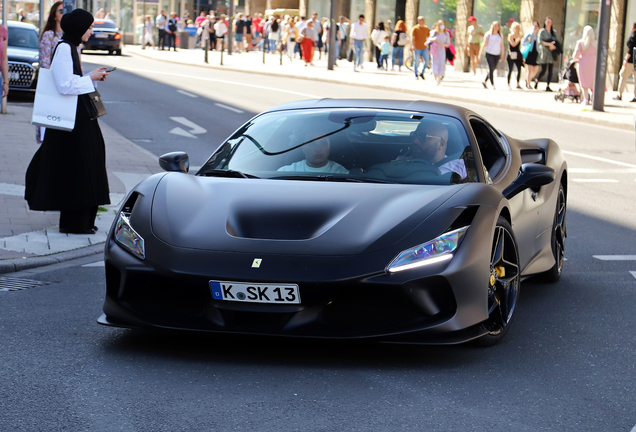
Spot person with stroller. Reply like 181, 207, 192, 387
572, 25, 597, 105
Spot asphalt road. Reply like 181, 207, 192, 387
2, 52, 636, 431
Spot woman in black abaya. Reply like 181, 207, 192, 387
25, 9, 111, 234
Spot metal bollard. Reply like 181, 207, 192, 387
263, 37, 267, 64
280, 43, 283, 65
221, 39, 224, 65
204, 37, 209, 63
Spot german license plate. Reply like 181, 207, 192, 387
210, 280, 300, 304
95, 33, 109, 38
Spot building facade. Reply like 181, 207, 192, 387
244, 0, 634, 90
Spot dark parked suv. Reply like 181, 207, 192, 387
82, 19, 122, 55
6, 21, 40, 92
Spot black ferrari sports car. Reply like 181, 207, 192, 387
99, 100, 567, 346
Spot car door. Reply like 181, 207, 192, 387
469, 117, 543, 271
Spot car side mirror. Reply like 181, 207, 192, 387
159, 152, 189, 174
503, 163, 555, 200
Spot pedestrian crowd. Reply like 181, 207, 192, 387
124, 7, 636, 105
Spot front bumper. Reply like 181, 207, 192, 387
100, 229, 492, 344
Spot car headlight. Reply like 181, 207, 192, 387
114, 213, 145, 260
32, 62, 39, 68
386, 226, 469, 273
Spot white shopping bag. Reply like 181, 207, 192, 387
31, 66, 78, 132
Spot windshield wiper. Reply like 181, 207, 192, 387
271, 175, 392, 184
199, 169, 259, 179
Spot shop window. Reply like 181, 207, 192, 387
563, 0, 599, 61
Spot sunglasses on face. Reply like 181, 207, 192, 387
58, 8, 64, 13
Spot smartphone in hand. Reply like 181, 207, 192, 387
104, 67, 117, 73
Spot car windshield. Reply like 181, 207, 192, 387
93, 20, 117, 29
198, 109, 479, 185
8, 27, 38, 49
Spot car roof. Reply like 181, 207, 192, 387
262, 99, 477, 120
5, 21, 38, 30
94, 19, 117, 25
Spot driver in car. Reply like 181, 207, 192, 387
406, 122, 467, 178
278, 136, 349, 174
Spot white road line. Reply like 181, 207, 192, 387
593, 255, 636, 261
119, 66, 321, 98
215, 103, 244, 113
177, 89, 198, 98
571, 179, 619, 183
563, 150, 636, 169
82, 261, 105, 267
0, 183, 25, 197
630, 271, 636, 280
568, 168, 600, 173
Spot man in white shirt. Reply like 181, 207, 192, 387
350, 14, 368, 72
408, 122, 467, 178
278, 137, 348, 174
156, 11, 167, 50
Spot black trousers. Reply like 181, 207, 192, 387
158, 29, 166, 49
167, 32, 176, 50
537, 62, 554, 87
507, 58, 522, 85
374, 46, 382, 67
59, 206, 98, 233
485, 53, 499, 86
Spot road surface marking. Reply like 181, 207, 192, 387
630, 271, 636, 280
118, 66, 321, 98
0, 183, 25, 197
593, 255, 636, 261
169, 117, 207, 139
568, 168, 600, 173
82, 261, 105, 267
571, 179, 619, 183
177, 89, 198, 98
215, 103, 244, 113
562, 150, 636, 169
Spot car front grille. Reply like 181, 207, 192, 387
8, 61, 36, 87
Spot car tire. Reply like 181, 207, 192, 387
537, 183, 566, 283
115, 49, 122, 56
473, 216, 520, 347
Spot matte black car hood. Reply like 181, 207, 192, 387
150, 174, 463, 255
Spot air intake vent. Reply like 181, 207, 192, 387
0, 277, 51, 292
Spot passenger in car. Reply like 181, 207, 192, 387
278, 136, 349, 174
404, 122, 467, 178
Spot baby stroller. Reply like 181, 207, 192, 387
554, 59, 581, 103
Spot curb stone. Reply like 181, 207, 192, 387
0, 239, 105, 275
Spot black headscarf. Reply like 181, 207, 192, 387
61, 9, 94, 46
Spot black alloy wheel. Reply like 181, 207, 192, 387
538, 183, 566, 282
474, 216, 520, 347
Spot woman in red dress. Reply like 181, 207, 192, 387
301, 21, 316, 66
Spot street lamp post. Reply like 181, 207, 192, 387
327, 0, 336, 70
1, 0, 7, 113
593, 0, 612, 112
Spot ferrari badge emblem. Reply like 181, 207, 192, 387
252, 259, 262, 268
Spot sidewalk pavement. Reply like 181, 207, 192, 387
127, 44, 635, 130
0, 103, 162, 273
1, 45, 634, 273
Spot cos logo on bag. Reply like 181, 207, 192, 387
46, 115, 61, 122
